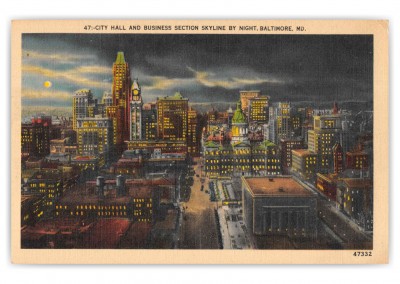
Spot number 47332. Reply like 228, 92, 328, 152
353, 251, 372, 256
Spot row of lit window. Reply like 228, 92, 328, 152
133, 198, 150, 203
71, 205, 128, 210
57, 211, 128, 217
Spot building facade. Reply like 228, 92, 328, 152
156, 92, 188, 142
76, 117, 114, 163
333, 142, 344, 174
279, 138, 304, 171
239, 90, 261, 114
248, 96, 269, 123
291, 149, 318, 180
346, 151, 368, 170
275, 102, 292, 141
337, 178, 373, 231
231, 100, 249, 144
112, 52, 132, 141
187, 107, 200, 156
72, 89, 94, 130
203, 140, 281, 178
141, 107, 158, 141
316, 173, 339, 200
130, 79, 143, 141
308, 114, 342, 172
242, 176, 317, 238
21, 117, 51, 158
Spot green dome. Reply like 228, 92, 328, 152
232, 100, 246, 123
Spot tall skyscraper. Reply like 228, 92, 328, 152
279, 138, 304, 170
21, 116, 51, 158
156, 92, 188, 141
227, 107, 234, 128
102, 92, 113, 107
333, 142, 344, 174
106, 106, 125, 147
187, 107, 199, 155
130, 79, 143, 141
112, 52, 132, 141
276, 102, 292, 140
72, 89, 94, 130
240, 90, 260, 114
248, 95, 269, 123
308, 114, 342, 172
142, 104, 158, 141
76, 117, 114, 164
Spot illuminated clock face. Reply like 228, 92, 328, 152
133, 89, 139, 95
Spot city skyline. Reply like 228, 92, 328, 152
22, 34, 373, 110
20, 33, 374, 252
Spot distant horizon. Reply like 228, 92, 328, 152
21, 99, 373, 120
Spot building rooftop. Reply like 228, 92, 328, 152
346, 151, 367, 156
153, 209, 178, 231
280, 137, 303, 143
343, 178, 372, 189
118, 222, 152, 249
58, 186, 154, 204
115, 51, 126, 64
256, 140, 276, 149
72, 155, 98, 161
240, 90, 261, 93
50, 138, 67, 143
74, 89, 92, 96
249, 95, 270, 100
158, 92, 188, 101
79, 219, 131, 249
243, 176, 314, 197
317, 173, 339, 183
292, 149, 314, 157
21, 194, 42, 205
76, 117, 111, 121
30, 170, 63, 181
232, 100, 246, 123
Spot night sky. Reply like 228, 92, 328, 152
22, 33, 373, 109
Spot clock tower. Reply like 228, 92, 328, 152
130, 78, 143, 140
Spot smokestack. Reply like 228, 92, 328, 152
96, 176, 105, 198
116, 175, 126, 196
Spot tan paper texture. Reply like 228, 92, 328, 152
11, 20, 388, 264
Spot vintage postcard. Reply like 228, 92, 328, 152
11, 20, 388, 264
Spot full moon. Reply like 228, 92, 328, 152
43, 81, 52, 88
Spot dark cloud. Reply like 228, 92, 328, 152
22, 33, 373, 107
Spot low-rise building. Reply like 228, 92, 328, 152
24, 170, 65, 209
279, 138, 304, 171
76, 117, 114, 164
346, 151, 368, 170
126, 140, 187, 158
291, 149, 318, 180
203, 140, 281, 178
316, 173, 340, 200
54, 177, 160, 224
242, 176, 317, 238
21, 194, 45, 226
337, 178, 373, 231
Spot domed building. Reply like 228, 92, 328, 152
231, 100, 249, 145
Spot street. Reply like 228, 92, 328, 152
300, 179, 372, 249
178, 159, 219, 249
